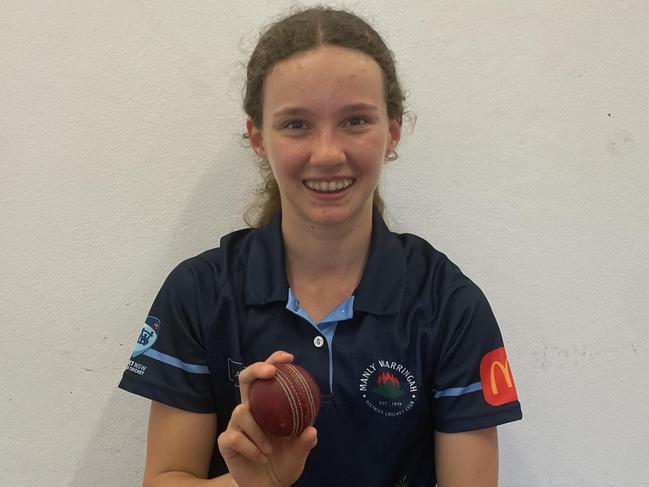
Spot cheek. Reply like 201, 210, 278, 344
267, 139, 303, 172
267, 146, 310, 191
350, 134, 387, 169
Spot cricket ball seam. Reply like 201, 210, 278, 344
280, 366, 306, 435
286, 363, 316, 426
283, 364, 307, 433
274, 367, 300, 436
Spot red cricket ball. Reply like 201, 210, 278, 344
249, 363, 321, 437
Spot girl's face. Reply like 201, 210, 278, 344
247, 45, 401, 229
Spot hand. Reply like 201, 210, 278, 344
217, 351, 318, 487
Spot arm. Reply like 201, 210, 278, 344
142, 351, 317, 487
434, 427, 499, 487
143, 401, 235, 487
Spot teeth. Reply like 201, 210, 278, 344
304, 178, 354, 193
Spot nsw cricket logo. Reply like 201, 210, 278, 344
131, 316, 160, 358
359, 360, 418, 417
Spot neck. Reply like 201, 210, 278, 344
281, 207, 373, 285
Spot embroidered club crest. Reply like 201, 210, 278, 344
359, 360, 418, 417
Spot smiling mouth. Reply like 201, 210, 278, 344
303, 178, 355, 193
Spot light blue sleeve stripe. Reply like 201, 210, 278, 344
143, 349, 210, 375
434, 381, 482, 398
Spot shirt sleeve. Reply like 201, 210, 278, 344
432, 260, 522, 433
118, 260, 216, 413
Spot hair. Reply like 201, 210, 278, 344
243, 6, 406, 227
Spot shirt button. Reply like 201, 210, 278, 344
313, 336, 324, 348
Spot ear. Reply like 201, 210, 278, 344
386, 117, 402, 156
246, 117, 267, 159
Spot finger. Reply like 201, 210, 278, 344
239, 362, 276, 403
229, 404, 273, 456
218, 429, 269, 464
264, 350, 294, 365
295, 426, 318, 455
239, 351, 294, 403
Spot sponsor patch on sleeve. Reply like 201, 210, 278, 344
479, 346, 518, 406
131, 316, 161, 358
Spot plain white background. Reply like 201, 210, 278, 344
1, 1, 648, 485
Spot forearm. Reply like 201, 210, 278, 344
145, 472, 237, 487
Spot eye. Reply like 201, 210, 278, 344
283, 120, 306, 130
346, 117, 369, 127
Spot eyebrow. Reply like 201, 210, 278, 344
272, 103, 380, 119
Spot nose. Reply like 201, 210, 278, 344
309, 128, 347, 168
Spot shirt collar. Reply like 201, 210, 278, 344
242, 210, 289, 306
242, 207, 406, 315
353, 207, 406, 315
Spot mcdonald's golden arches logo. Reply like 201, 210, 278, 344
479, 347, 518, 406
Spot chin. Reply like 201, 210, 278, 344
306, 205, 368, 227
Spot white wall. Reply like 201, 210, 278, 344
2, 1, 647, 485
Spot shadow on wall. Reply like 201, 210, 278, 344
69, 141, 254, 486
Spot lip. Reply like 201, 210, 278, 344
302, 178, 355, 201
302, 176, 355, 183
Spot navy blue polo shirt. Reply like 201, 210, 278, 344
118, 208, 522, 485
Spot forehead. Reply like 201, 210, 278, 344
263, 45, 385, 115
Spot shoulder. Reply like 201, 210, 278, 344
163, 227, 255, 292
392, 231, 488, 311
392, 231, 468, 285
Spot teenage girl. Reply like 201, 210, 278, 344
119, 7, 522, 487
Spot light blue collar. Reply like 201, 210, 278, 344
286, 288, 354, 393
286, 288, 354, 326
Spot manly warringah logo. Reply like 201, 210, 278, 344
359, 360, 418, 417
131, 316, 161, 358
